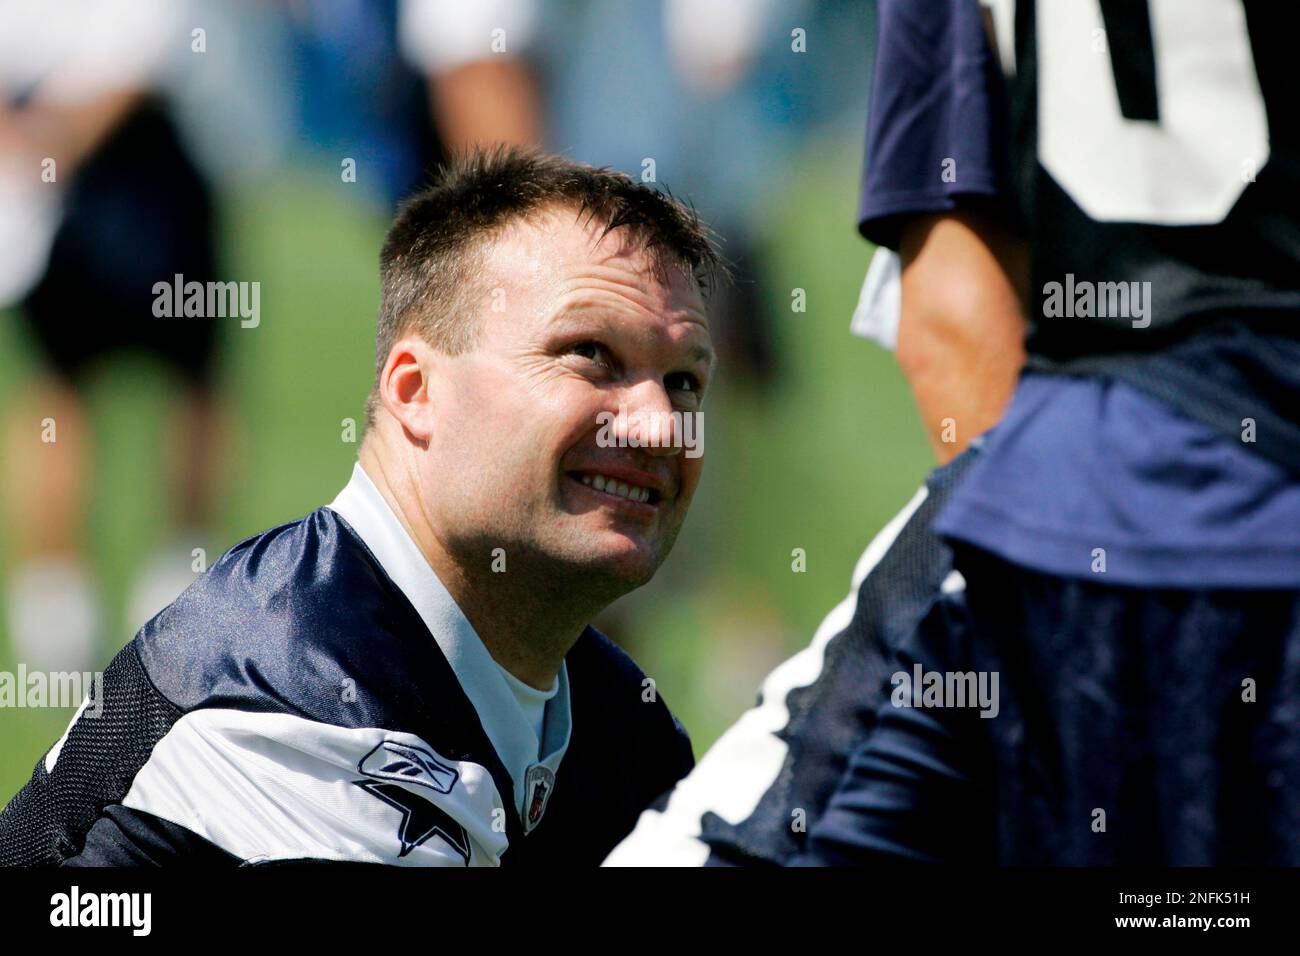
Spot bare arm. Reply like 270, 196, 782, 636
427, 59, 542, 152
0, 88, 140, 174
895, 209, 1028, 463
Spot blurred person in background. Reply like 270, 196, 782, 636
400, 0, 542, 155
283, 0, 543, 210
538, 0, 792, 391
0, 0, 229, 672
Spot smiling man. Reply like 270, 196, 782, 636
0, 147, 717, 867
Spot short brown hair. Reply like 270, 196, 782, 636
367, 145, 721, 425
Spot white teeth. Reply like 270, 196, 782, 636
578, 473, 653, 504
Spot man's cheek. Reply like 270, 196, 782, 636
677, 460, 705, 507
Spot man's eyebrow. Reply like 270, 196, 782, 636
548, 308, 715, 365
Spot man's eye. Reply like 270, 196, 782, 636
665, 372, 701, 394
571, 341, 610, 366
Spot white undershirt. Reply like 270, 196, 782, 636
495, 663, 559, 756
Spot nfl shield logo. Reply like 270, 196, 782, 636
523, 765, 556, 834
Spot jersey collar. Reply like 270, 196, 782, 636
327, 462, 572, 825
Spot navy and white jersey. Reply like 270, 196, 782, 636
860, 0, 1300, 587
0, 464, 693, 867
861, 0, 1300, 475
605, 453, 974, 866
993, 0, 1300, 373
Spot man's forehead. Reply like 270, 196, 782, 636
481, 207, 703, 308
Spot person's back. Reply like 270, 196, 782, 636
805, 0, 1300, 865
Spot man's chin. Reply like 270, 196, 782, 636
563, 534, 661, 590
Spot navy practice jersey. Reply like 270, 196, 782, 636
862, 0, 1300, 474
0, 478, 693, 866
860, 0, 1300, 588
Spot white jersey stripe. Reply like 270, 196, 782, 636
122, 709, 510, 866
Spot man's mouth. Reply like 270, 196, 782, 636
565, 470, 662, 506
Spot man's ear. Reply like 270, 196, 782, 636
377, 336, 441, 443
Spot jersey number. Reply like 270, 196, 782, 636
1036, 0, 1268, 224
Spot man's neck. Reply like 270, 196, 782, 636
357, 441, 590, 690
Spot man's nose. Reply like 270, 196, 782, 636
617, 380, 682, 457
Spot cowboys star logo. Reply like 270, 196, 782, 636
354, 740, 471, 863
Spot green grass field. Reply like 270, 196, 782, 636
0, 131, 933, 798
